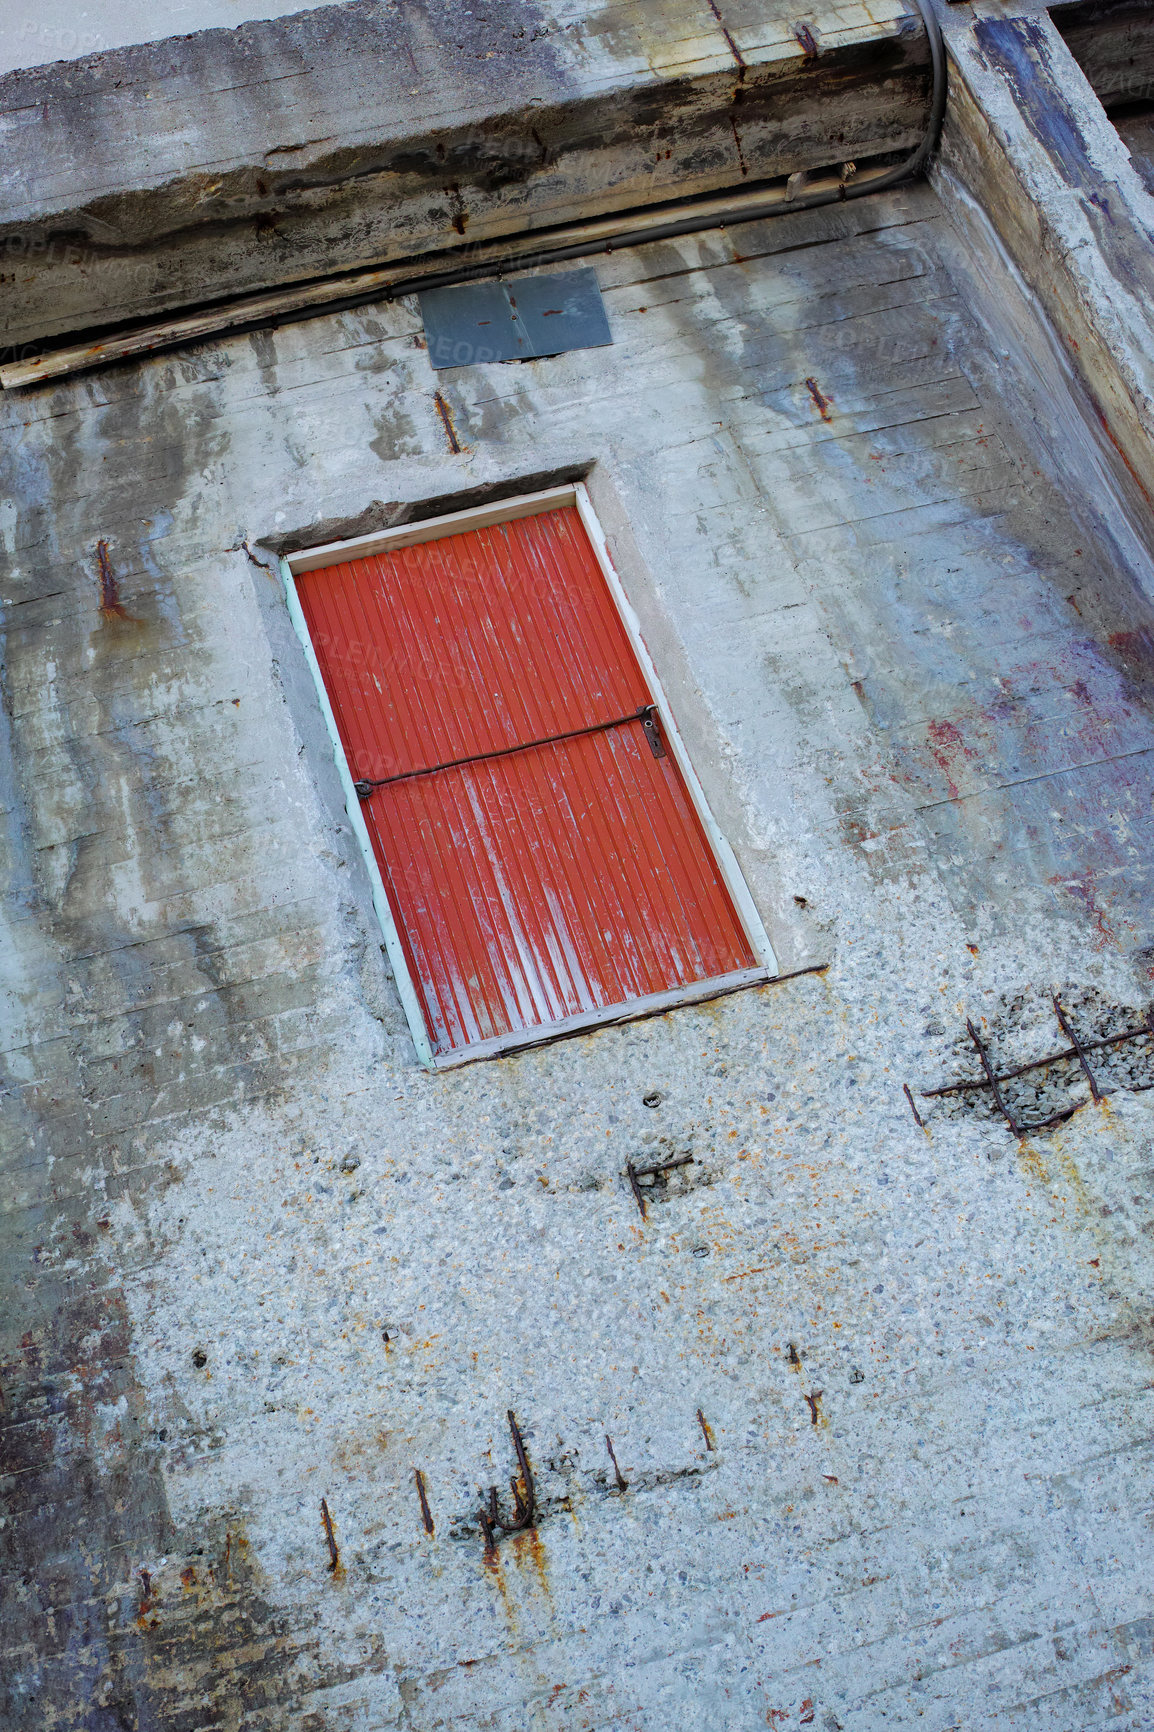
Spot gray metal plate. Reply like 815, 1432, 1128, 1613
420, 268, 613, 369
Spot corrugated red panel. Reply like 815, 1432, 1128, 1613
299, 509, 649, 782
296, 504, 757, 1057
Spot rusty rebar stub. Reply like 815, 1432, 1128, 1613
474, 1410, 536, 1555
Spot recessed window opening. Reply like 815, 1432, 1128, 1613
283, 483, 776, 1069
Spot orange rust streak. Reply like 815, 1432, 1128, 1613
482, 1546, 522, 1640
510, 1526, 551, 1602
96, 539, 133, 620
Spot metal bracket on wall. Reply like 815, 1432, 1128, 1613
419, 267, 612, 369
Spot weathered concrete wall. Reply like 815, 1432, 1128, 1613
0, 0, 926, 349
4, 170, 1154, 1728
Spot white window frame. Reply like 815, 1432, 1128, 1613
281, 481, 778, 1070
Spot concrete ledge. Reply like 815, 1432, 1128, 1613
0, 0, 930, 347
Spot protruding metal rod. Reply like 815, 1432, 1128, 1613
903, 1082, 924, 1127
507, 1410, 536, 1529
474, 1410, 536, 1555
915, 1005, 1154, 1132
478, 1506, 496, 1554
636, 1153, 694, 1177
923, 1019, 1154, 1097
320, 1498, 339, 1572
967, 1019, 1023, 1136
1053, 996, 1101, 1101
626, 1151, 694, 1218
414, 1469, 434, 1536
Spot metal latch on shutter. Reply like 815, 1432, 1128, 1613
639, 709, 666, 759
353, 703, 664, 797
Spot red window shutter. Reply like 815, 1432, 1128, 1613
296, 504, 757, 1058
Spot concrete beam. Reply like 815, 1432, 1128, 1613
936, 4, 1154, 519
0, 0, 931, 349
